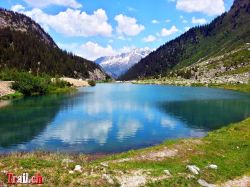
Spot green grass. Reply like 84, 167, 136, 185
209, 83, 250, 93
0, 92, 23, 100
221, 65, 250, 76
0, 68, 75, 97
135, 78, 250, 94
0, 118, 249, 186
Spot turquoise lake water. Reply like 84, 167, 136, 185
0, 83, 249, 153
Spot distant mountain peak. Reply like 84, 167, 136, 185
95, 48, 151, 79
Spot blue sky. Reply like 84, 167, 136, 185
1, 0, 234, 60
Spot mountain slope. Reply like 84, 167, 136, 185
95, 48, 151, 79
0, 8, 109, 80
121, 0, 250, 80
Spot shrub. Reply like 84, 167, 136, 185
12, 73, 50, 96
88, 80, 96, 87
0, 69, 74, 96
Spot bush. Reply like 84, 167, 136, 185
12, 73, 50, 96
88, 80, 96, 87
0, 69, 74, 96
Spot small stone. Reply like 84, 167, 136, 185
198, 179, 216, 187
186, 174, 196, 179
74, 165, 82, 172
100, 162, 108, 167
207, 164, 218, 170
1, 170, 7, 174
163, 170, 171, 175
102, 174, 114, 184
62, 158, 74, 164
187, 165, 200, 175
69, 170, 74, 174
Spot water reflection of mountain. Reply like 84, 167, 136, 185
0, 95, 66, 148
158, 99, 250, 130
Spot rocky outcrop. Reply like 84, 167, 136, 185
0, 8, 56, 47
88, 69, 108, 81
0, 81, 15, 97
58, 78, 89, 87
168, 44, 250, 85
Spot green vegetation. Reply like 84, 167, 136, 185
0, 69, 74, 96
0, 118, 249, 186
208, 83, 250, 93
88, 80, 96, 87
120, 0, 250, 80
0, 92, 23, 100
0, 9, 108, 80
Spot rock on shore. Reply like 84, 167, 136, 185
0, 81, 15, 97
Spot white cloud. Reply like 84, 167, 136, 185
176, 0, 225, 16
184, 26, 191, 31
161, 26, 179, 37
115, 14, 145, 36
165, 19, 171, 23
23, 0, 82, 9
108, 39, 114, 43
179, 15, 188, 24
59, 42, 140, 61
192, 17, 207, 25
127, 7, 136, 12
117, 118, 141, 141
41, 120, 112, 145
143, 35, 156, 43
12, 7, 113, 37
59, 41, 116, 61
152, 19, 160, 24
182, 19, 188, 23
11, 4, 25, 12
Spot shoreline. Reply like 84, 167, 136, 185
0, 81, 249, 186
0, 118, 249, 186
0, 77, 91, 100
133, 79, 250, 93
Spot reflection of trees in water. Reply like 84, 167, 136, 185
0, 94, 68, 148
158, 99, 250, 130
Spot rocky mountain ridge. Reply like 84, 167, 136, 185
0, 8, 109, 80
95, 48, 151, 79
121, 0, 250, 81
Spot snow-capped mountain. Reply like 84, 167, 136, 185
95, 48, 151, 79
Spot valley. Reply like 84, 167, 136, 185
0, 0, 249, 186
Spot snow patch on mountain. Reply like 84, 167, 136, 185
95, 48, 151, 79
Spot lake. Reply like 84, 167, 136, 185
0, 83, 249, 153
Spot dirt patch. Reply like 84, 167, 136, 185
0, 100, 11, 108
0, 81, 15, 97
115, 169, 170, 187
115, 170, 148, 187
59, 77, 89, 87
220, 176, 250, 187
136, 148, 178, 161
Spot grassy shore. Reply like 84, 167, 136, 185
0, 69, 78, 100
135, 78, 250, 93
0, 78, 249, 186
208, 83, 250, 93
0, 118, 249, 186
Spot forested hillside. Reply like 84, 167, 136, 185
0, 8, 108, 80
121, 0, 250, 80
